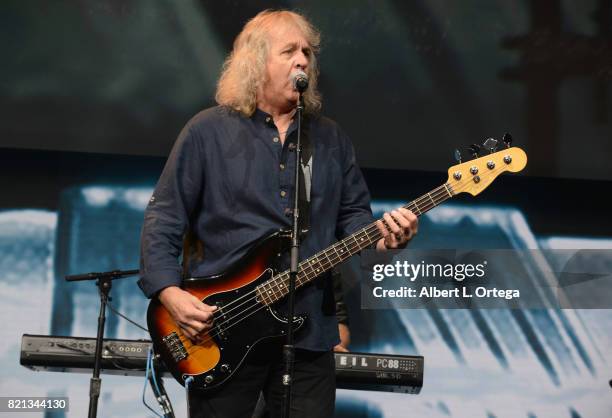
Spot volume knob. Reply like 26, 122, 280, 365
204, 375, 214, 384
220, 364, 231, 373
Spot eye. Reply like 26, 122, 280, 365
282, 46, 295, 55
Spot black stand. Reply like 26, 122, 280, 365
281, 93, 305, 418
65, 269, 139, 418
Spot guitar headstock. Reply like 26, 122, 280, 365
447, 146, 527, 196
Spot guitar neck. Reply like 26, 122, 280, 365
256, 183, 455, 305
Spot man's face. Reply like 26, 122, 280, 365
259, 23, 312, 111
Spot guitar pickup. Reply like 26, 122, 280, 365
162, 332, 188, 362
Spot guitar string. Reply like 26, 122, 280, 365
175, 188, 448, 352
176, 180, 480, 355
202, 183, 451, 323
178, 163, 508, 354
176, 182, 457, 352
203, 153, 515, 321
188, 183, 451, 332
177, 176, 471, 352
210, 183, 452, 321
177, 183, 464, 352
177, 184, 458, 354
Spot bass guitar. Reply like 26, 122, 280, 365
147, 142, 527, 390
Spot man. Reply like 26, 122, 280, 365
139, 10, 417, 418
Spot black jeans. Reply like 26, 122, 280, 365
188, 342, 336, 418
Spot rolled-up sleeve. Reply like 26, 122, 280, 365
335, 129, 375, 239
138, 123, 205, 298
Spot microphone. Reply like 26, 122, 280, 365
291, 70, 309, 93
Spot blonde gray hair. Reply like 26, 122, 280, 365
215, 10, 322, 116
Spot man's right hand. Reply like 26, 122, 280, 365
158, 286, 217, 342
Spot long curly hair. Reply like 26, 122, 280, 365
215, 10, 322, 116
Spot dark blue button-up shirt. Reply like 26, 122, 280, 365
139, 106, 374, 350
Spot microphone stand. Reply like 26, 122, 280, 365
281, 92, 305, 418
65, 268, 139, 418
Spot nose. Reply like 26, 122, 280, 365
295, 51, 309, 71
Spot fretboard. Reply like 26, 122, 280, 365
255, 183, 455, 305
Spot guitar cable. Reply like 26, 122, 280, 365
107, 300, 149, 333
151, 348, 176, 418
143, 346, 176, 418
185, 376, 194, 417
143, 347, 163, 417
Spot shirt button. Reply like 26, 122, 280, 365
279, 163, 285, 170
273, 137, 279, 143
280, 190, 287, 198
265, 116, 271, 123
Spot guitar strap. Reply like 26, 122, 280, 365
298, 119, 336, 313
297, 116, 312, 235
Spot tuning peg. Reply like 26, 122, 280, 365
468, 144, 481, 158
454, 149, 462, 163
482, 138, 498, 154
502, 132, 512, 148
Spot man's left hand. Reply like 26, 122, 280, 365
375, 208, 418, 251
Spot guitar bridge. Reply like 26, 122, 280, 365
162, 332, 188, 362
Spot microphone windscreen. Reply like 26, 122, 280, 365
291, 70, 309, 92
